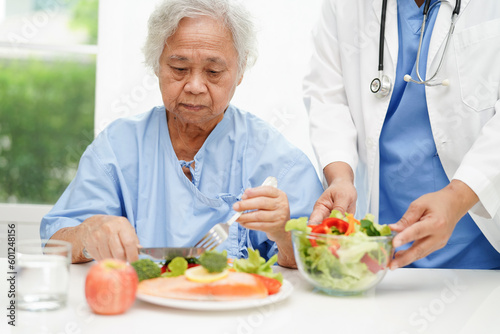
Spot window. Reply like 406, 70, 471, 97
0, 0, 98, 229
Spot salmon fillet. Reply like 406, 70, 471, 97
138, 271, 268, 301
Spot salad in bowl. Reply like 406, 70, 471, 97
286, 210, 394, 296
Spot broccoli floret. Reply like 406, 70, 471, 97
199, 250, 228, 273
161, 257, 188, 277
131, 258, 161, 282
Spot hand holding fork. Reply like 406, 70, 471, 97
195, 176, 291, 250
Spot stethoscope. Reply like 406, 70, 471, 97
370, 0, 461, 98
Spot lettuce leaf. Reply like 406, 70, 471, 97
329, 210, 346, 219
161, 257, 188, 277
284, 217, 309, 232
298, 243, 377, 291
287, 210, 392, 292
360, 218, 391, 236
233, 248, 283, 283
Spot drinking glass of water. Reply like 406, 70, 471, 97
17, 239, 72, 311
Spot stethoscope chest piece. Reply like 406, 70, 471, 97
370, 74, 392, 98
371, 0, 459, 97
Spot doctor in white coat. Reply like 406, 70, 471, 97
304, 0, 500, 269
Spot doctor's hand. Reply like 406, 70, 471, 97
77, 214, 140, 263
389, 180, 479, 269
233, 185, 296, 268
310, 162, 357, 223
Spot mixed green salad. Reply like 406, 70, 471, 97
285, 210, 393, 293
131, 248, 283, 283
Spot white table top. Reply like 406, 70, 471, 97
4, 260, 500, 334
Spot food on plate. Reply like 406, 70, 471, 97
137, 248, 283, 301
131, 258, 161, 282
159, 250, 228, 275
158, 250, 229, 278
233, 248, 283, 283
249, 273, 282, 295
286, 210, 393, 294
161, 257, 199, 274
185, 265, 229, 283
85, 259, 139, 315
161, 257, 189, 277
198, 250, 229, 273
138, 271, 267, 301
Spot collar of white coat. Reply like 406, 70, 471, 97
370, 0, 470, 72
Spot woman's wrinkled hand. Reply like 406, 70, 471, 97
78, 214, 140, 263
233, 185, 297, 268
232, 185, 290, 243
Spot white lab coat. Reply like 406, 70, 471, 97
304, 0, 500, 252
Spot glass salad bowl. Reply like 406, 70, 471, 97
291, 229, 394, 296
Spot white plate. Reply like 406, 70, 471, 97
136, 279, 293, 311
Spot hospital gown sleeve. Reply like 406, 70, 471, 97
40, 133, 126, 240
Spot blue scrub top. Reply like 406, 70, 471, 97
379, 0, 500, 269
41, 105, 324, 260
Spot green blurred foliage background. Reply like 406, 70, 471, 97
0, 59, 96, 204
0, 0, 98, 204
68, 0, 99, 44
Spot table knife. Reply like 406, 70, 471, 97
138, 247, 205, 261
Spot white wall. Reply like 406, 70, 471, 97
95, 0, 323, 171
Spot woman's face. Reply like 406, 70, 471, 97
158, 16, 243, 126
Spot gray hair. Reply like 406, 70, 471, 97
143, 0, 258, 75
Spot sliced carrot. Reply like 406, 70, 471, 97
346, 213, 361, 225
345, 213, 360, 236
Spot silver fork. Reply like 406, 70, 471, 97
194, 176, 278, 250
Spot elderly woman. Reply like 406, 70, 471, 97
41, 0, 323, 267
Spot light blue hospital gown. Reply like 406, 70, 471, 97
40, 105, 324, 260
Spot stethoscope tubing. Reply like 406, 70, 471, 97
410, 0, 458, 85
378, 0, 388, 72
372, 0, 461, 96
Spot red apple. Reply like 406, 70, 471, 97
85, 259, 139, 315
